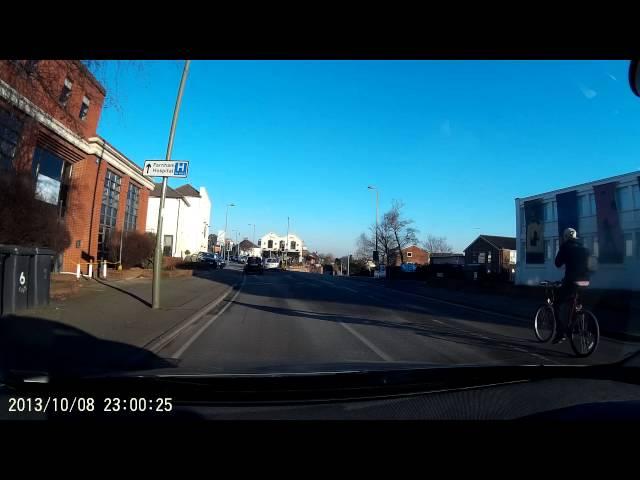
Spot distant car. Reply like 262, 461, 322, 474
264, 258, 280, 270
239, 256, 248, 264
215, 254, 226, 269
244, 256, 264, 275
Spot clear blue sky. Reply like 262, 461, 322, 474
92, 60, 640, 256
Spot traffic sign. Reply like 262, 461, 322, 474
143, 160, 189, 178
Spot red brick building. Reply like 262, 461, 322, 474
0, 60, 154, 272
391, 245, 430, 266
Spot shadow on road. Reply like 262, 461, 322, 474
0, 314, 175, 379
229, 300, 576, 360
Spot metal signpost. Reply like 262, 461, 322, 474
144, 60, 191, 309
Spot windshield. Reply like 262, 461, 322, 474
1, 59, 639, 384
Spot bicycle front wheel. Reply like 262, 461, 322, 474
569, 309, 600, 357
534, 304, 556, 343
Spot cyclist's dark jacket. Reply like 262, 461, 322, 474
554, 238, 590, 283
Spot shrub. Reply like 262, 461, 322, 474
0, 171, 71, 252
108, 231, 156, 268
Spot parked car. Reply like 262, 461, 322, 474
215, 254, 226, 269
197, 252, 221, 269
244, 256, 264, 275
264, 257, 280, 271
239, 256, 248, 264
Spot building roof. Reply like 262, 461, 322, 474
429, 252, 464, 258
516, 169, 640, 202
465, 235, 516, 251
174, 184, 201, 198
239, 239, 258, 250
151, 183, 186, 200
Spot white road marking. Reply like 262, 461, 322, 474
339, 322, 393, 362
173, 283, 245, 359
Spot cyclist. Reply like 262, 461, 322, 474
553, 227, 591, 343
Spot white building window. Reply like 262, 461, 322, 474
593, 237, 599, 258
633, 184, 640, 209
551, 201, 557, 221
625, 233, 633, 257
616, 186, 632, 211
589, 193, 596, 216
553, 237, 559, 255
290, 241, 296, 250
578, 195, 588, 217
544, 203, 551, 222
544, 240, 551, 260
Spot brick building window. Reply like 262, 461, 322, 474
407, 251, 412, 257
59, 78, 73, 106
79, 96, 90, 121
24, 60, 40, 75
124, 183, 140, 232
0, 107, 23, 171
31, 147, 72, 217
98, 170, 122, 260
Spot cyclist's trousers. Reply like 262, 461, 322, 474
555, 281, 579, 335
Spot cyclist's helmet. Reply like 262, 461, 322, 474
563, 227, 577, 242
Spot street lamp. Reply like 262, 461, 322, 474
224, 203, 235, 261
248, 223, 255, 245
368, 185, 379, 265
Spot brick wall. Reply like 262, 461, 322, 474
0, 60, 105, 139
393, 246, 430, 266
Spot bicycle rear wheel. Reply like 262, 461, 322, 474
534, 304, 556, 343
569, 309, 600, 357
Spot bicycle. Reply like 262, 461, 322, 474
533, 280, 600, 357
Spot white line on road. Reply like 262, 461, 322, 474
173, 285, 244, 359
339, 322, 393, 362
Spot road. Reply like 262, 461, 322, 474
162, 264, 637, 372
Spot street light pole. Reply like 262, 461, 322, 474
224, 203, 235, 261
368, 185, 379, 266
248, 223, 255, 245
286, 216, 290, 264
152, 59, 191, 309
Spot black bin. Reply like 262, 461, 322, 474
28, 247, 56, 308
0, 245, 34, 316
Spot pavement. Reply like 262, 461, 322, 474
157, 269, 640, 373
16, 265, 241, 348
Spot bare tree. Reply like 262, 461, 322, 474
423, 234, 453, 253
354, 232, 374, 260
320, 253, 335, 265
385, 200, 418, 265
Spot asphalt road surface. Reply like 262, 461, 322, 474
171, 265, 638, 372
